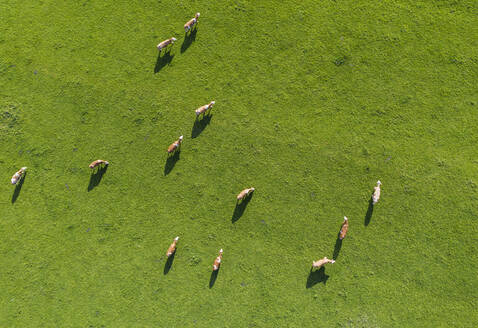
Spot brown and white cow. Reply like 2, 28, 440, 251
157, 37, 177, 52
237, 187, 254, 202
167, 135, 183, 154
89, 160, 109, 169
166, 236, 179, 257
184, 13, 200, 32
372, 180, 381, 205
312, 257, 335, 269
195, 101, 215, 117
339, 216, 349, 240
212, 249, 223, 271
11, 167, 27, 185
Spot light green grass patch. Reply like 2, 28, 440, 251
0, 0, 477, 327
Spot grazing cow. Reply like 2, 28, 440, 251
184, 13, 200, 32
89, 160, 109, 169
339, 216, 349, 240
167, 135, 183, 154
312, 257, 335, 269
11, 167, 27, 185
372, 180, 381, 205
212, 249, 223, 271
195, 101, 215, 117
166, 236, 179, 257
237, 187, 254, 202
157, 37, 177, 52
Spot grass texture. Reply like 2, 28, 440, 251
0, 0, 477, 327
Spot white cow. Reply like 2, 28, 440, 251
11, 167, 27, 185
184, 13, 200, 32
237, 187, 254, 202
312, 257, 335, 269
157, 37, 177, 52
195, 101, 215, 117
372, 180, 381, 205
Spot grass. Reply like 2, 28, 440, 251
0, 0, 477, 327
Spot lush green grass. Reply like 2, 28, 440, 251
1, 0, 477, 326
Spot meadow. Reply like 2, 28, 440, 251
0, 0, 477, 327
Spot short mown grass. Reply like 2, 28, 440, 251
0, 0, 477, 327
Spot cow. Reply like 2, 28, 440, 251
11, 167, 27, 185
89, 160, 109, 170
212, 249, 223, 271
339, 216, 349, 240
166, 237, 179, 257
372, 180, 381, 205
184, 13, 200, 32
157, 37, 177, 52
195, 101, 215, 117
312, 257, 335, 269
167, 135, 183, 155
237, 187, 254, 202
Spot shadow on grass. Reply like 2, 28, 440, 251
209, 269, 219, 288
164, 150, 180, 176
154, 50, 174, 73
364, 198, 374, 226
231, 193, 253, 223
88, 166, 108, 191
181, 28, 198, 53
11, 172, 27, 204
306, 267, 329, 288
333, 232, 343, 260
191, 114, 212, 139
164, 252, 176, 275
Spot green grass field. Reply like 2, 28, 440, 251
1, 0, 477, 327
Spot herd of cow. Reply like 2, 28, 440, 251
9, 162, 256, 273
8, 12, 384, 283
312, 180, 382, 269
156, 12, 200, 52
9, 160, 382, 274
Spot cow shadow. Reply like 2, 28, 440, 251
11, 172, 27, 204
191, 114, 212, 139
163, 252, 176, 275
209, 268, 219, 288
231, 193, 253, 223
164, 150, 180, 175
154, 49, 174, 73
181, 28, 198, 53
306, 267, 329, 288
87, 166, 108, 191
364, 198, 374, 226
333, 232, 343, 260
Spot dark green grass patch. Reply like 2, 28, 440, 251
0, 0, 477, 327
